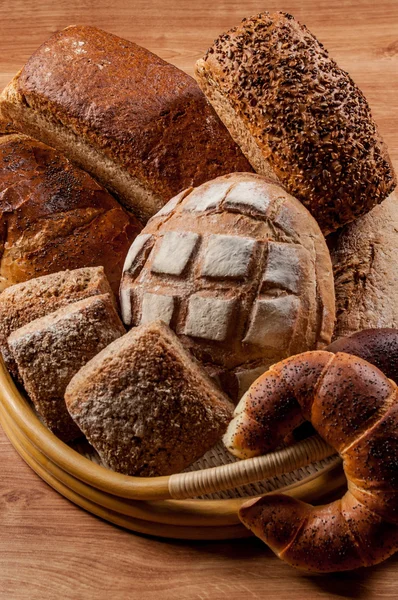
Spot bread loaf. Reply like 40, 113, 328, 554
120, 173, 335, 399
331, 191, 398, 338
0, 134, 142, 294
225, 351, 398, 572
65, 320, 234, 476
8, 294, 125, 442
327, 328, 398, 383
0, 267, 114, 378
195, 12, 396, 233
0, 25, 252, 222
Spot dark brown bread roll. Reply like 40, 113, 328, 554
225, 351, 398, 572
0, 26, 252, 222
0, 134, 142, 294
195, 12, 396, 233
327, 328, 398, 383
8, 294, 125, 442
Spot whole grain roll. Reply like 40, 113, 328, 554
332, 191, 398, 338
0, 134, 142, 294
195, 12, 396, 233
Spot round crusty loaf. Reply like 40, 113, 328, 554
331, 191, 398, 339
0, 134, 142, 294
120, 172, 335, 399
195, 12, 396, 234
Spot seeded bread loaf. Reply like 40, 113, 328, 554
0, 134, 142, 294
332, 191, 398, 338
0, 267, 114, 378
120, 173, 335, 399
8, 294, 125, 441
65, 320, 234, 476
0, 25, 252, 222
195, 12, 396, 233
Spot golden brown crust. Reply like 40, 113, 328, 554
0, 25, 252, 221
65, 320, 234, 476
226, 350, 398, 571
195, 12, 396, 233
0, 134, 142, 294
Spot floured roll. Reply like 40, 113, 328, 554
120, 173, 335, 399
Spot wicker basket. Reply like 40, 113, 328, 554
0, 358, 345, 539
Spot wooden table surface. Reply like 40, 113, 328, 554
0, 1, 397, 598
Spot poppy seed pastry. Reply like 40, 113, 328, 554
0, 266, 115, 378
0, 25, 252, 222
120, 173, 335, 399
195, 12, 396, 234
8, 294, 125, 442
331, 191, 398, 338
65, 320, 234, 476
0, 134, 142, 294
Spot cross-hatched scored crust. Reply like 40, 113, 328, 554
65, 321, 234, 476
195, 12, 396, 234
0, 25, 252, 221
0, 266, 114, 378
8, 294, 125, 442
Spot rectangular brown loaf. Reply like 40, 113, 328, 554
0, 25, 252, 222
8, 294, 125, 442
0, 267, 114, 378
65, 320, 234, 476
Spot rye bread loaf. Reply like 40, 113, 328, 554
8, 294, 125, 442
195, 12, 396, 234
0, 266, 114, 378
0, 134, 142, 294
0, 25, 252, 222
120, 173, 335, 399
331, 191, 398, 338
65, 320, 234, 476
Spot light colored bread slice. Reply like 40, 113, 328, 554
65, 320, 234, 476
8, 294, 125, 442
332, 191, 398, 338
0, 266, 114, 378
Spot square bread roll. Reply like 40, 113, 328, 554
8, 294, 125, 442
65, 320, 234, 476
0, 266, 114, 378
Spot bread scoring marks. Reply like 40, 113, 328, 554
202, 234, 255, 279
151, 231, 200, 276
182, 180, 232, 212
243, 296, 300, 349
184, 295, 236, 341
140, 293, 175, 326
153, 187, 193, 218
223, 181, 272, 216
263, 242, 309, 294
120, 287, 133, 326
123, 234, 153, 274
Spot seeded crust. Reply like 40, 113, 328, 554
0, 266, 114, 378
195, 11, 396, 234
65, 320, 234, 476
0, 25, 252, 222
8, 294, 125, 442
331, 191, 398, 339
0, 134, 142, 294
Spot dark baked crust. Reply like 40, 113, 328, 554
2, 25, 252, 219
0, 134, 142, 293
195, 12, 396, 233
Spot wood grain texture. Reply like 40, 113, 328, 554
0, 0, 397, 598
